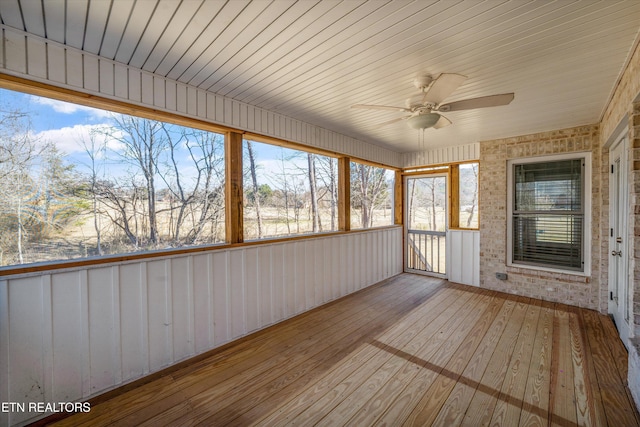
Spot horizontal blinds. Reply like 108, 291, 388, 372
512, 158, 584, 271
512, 214, 583, 269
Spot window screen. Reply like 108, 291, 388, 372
512, 159, 584, 271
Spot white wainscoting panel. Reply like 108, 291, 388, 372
447, 230, 480, 287
0, 227, 402, 426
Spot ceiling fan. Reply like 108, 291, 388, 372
351, 73, 514, 130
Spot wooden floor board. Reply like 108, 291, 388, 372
490, 299, 542, 427
518, 302, 553, 427
578, 308, 607, 427
385, 290, 499, 426
459, 298, 531, 426
47, 274, 639, 427
569, 307, 592, 426
582, 309, 640, 427
287, 285, 475, 426
250, 282, 460, 426
431, 295, 519, 427
597, 312, 640, 426
549, 305, 578, 426
58, 278, 414, 427
170, 276, 439, 426
102, 276, 430, 422
248, 281, 462, 426
334, 289, 492, 426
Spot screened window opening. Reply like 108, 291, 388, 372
0, 88, 226, 267
350, 162, 395, 229
511, 158, 585, 271
243, 139, 338, 240
458, 162, 479, 229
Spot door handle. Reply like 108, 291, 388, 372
611, 250, 622, 257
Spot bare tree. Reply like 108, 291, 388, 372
93, 177, 142, 248
0, 108, 36, 179
6, 170, 35, 264
0, 106, 40, 264
427, 178, 437, 230
307, 153, 320, 232
463, 163, 479, 227
0, 136, 81, 264
415, 176, 446, 231
351, 163, 389, 228
245, 140, 263, 238
79, 129, 107, 255
158, 123, 191, 243
100, 115, 167, 246
267, 148, 294, 234
408, 178, 417, 229
183, 130, 225, 244
291, 178, 306, 233
316, 156, 337, 230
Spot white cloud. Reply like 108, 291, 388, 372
31, 96, 112, 119
34, 124, 124, 154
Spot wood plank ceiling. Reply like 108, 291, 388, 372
1, 0, 639, 153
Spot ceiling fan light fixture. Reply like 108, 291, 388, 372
407, 113, 440, 129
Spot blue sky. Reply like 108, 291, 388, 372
2, 88, 123, 167
0, 88, 282, 187
1, 88, 391, 191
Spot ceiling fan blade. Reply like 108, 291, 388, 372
433, 115, 452, 129
422, 73, 467, 105
375, 116, 410, 128
438, 93, 514, 112
351, 104, 410, 112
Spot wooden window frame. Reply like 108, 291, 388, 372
0, 75, 401, 276
348, 159, 398, 231
401, 161, 480, 232
450, 162, 480, 231
506, 153, 591, 275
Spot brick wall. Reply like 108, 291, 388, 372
480, 37, 640, 411
632, 101, 640, 331
600, 38, 640, 335
479, 125, 603, 310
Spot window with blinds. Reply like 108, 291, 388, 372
511, 158, 585, 271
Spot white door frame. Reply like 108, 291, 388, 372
404, 173, 448, 278
608, 131, 630, 347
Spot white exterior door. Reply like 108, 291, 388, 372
609, 135, 630, 347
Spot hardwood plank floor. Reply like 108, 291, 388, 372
46, 274, 639, 427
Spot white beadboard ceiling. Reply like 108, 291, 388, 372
1, 0, 639, 153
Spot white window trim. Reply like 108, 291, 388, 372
506, 152, 591, 276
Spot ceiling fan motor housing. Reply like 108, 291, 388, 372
413, 75, 433, 91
